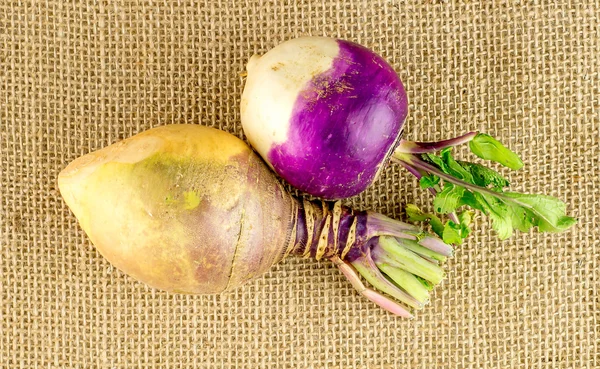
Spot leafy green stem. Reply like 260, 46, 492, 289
397, 159, 460, 224
392, 132, 576, 241
394, 154, 505, 200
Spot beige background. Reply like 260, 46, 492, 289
1, 1, 598, 368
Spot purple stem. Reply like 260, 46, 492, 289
401, 155, 507, 199
395, 132, 478, 154
398, 159, 438, 199
398, 160, 423, 180
418, 236, 455, 257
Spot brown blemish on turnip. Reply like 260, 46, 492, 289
271, 62, 285, 71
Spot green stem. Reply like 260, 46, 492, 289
376, 264, 430, 304
351, 254, 422, 309
398, 238, 447, 263
377, 236, 445, 284
397, 156, 460, 224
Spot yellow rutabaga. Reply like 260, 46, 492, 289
59, 124, 454, 318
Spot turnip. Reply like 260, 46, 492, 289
58, 124, 454, 318
241, 36, 576, 242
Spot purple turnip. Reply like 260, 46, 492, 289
58, 124, 453, 318
241, 36, 407, 200
241, 36, 576, 242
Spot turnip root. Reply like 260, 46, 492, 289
241, 36, 576, 243
241, 36, 407, 200
58, 124, 453, 318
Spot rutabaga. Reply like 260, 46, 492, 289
58, 124, 453, 318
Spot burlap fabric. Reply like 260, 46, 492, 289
1, 1, 598, 368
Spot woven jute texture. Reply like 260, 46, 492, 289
1, 1, 598, 368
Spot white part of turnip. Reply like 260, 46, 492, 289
241, 36, 339, 163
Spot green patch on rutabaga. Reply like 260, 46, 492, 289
183, 191, 202, 210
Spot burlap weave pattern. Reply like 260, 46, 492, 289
1, 1, 598, 368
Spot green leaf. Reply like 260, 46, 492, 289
458, 210, 474, 228
459, 191, 486, 213
502, 193, 578, 233
405, 205, 473, 244
405, 204, 445, 239
419, 174, 440, 189
472, 190, 576, 239
433, 183, 465, 214
405, 204, 430, 222
458, 161, 510, 189
422, 152, 448, 172
404, 137, 576, 240
472, 192, 514, 240
428, 216, 445, 239
469, 133, 524, 170
440, 149, 473, 182
442, 221, 464, 245
507, 202, 535, 233
489, 210, 514, 240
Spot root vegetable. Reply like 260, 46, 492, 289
241, 36, 407, 200
58, 124, 453, 318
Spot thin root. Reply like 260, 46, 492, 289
331, 256, 413, 318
